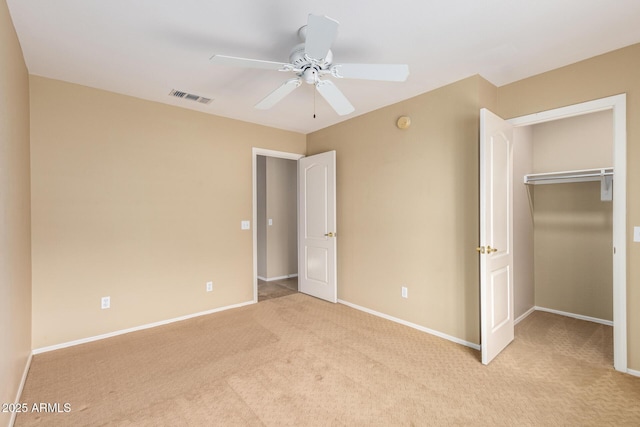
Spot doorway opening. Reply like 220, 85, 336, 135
509, 94, 627, 373
252, 148, 338, 304
253, 149, 303, 302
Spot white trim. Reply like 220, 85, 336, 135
508, 95, 620, 126
252, 148, 305, 303
258, 274, 298, 282
515, 306, 536, 325
9, 352, 33, 427
252, 148, 304, 160
628, 369, 640, 378
338, 299, 481, 351
508, 93, 627, 373
33, 300, 254, 354
515, 306, 613, 327
534, 306, 613, 326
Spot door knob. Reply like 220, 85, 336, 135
324, 232, 336, 238
477, 246, 498, 254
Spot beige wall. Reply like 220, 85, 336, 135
529, 111, 613, 320
532, 110, 613, 173
257, 156, 267, 277
30, 76, 305, 348
512, 126, 534, 320
0, 0, 32, 424
265, 157, 297, 279
533, 182, 613, 320
307, 75, 497, 345
497, 43, 640, 370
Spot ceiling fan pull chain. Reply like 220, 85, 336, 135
313, 76, 317, 118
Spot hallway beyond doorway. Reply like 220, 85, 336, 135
258, 277, 298, 301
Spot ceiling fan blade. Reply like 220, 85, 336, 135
210, 54, 289, 71
331, 63, 410, 82
315, 80, 354, 116
255, 78, 302, 110
304, 14, 339, 61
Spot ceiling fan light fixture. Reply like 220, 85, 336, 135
302, 67, 319, 84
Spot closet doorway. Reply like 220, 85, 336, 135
510, 94, 627, 373
255, 153, 300, 301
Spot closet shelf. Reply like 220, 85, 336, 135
523, 167, 614, 201
523, 167, 613, 185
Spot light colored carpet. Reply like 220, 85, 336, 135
258, 278, 298, 301
16, 294, 640, 426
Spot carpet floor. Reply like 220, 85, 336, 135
258, 278, 298, 301
15, 294, 640, 426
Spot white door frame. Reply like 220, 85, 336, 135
508, 94, 627, 373
252, 148, 305, 303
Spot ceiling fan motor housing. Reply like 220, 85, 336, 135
289, 43, 333, 84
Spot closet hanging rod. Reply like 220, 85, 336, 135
524, 167, 613, 185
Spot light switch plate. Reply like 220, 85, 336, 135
268, 218, 273, 226
241, 220, 250, 230
634, 226, 640, 242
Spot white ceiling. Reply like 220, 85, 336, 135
7, 0, 640, 134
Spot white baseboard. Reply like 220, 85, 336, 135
526, 305, 636, 377
33, 300, 255, 355
515, 306, 536, 325
9, 352, 33, 427
338, 299, 481, 351
258, 274, 298, 282
627, 368, 640, 378
534, 306, 613, 326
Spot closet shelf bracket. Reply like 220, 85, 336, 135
523, 167, 614, 201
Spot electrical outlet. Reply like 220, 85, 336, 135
101, 296, 110, 309
206, 281, 213, 292
634, 226, 640, 242
401, 286, 408, 299
241, 220, 250, 230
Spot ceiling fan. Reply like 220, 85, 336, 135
210, 14, 410, 116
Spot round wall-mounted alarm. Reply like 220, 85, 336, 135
396, 116, 411, 129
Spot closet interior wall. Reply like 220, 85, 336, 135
513, 110, 614, 322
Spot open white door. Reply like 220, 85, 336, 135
298, 151, 337, 303
479, 108, 514, 364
